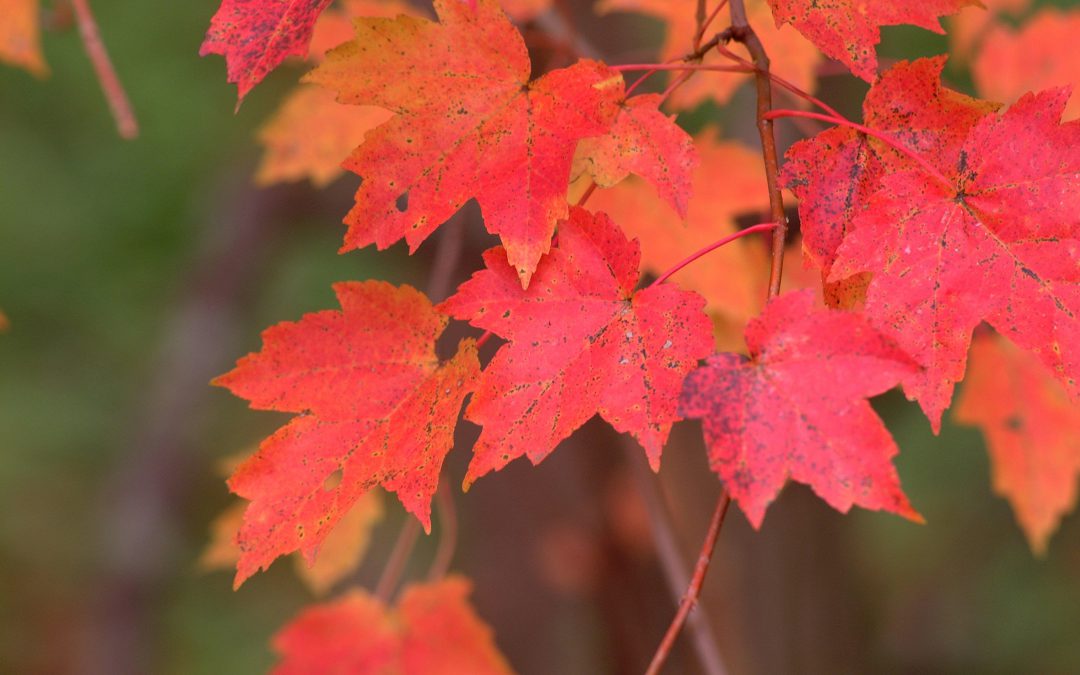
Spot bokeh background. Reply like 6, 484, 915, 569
2, 1, 1079, 673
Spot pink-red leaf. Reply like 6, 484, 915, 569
272, 577, 513, 675
213, 281, 479, 587
441, 207, 713, 483
305, 0, 623, 287
823, 64, 1080, 428
200, 0, 335, 104
955, 331, 1080, 555
765, 0, 978, 81
679, 290, 922, 527
784, 57, 997, 302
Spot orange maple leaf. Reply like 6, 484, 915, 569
955, 331, 1080, 555
0, 0, 47, 76
272, 577, 513, 675
306, 0, 623, 287
972, 8, 1080, 122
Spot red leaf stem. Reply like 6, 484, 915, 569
651, 222, 777, 287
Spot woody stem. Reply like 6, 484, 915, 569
646, 2, 785, 673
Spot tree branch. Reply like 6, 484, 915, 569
70, 0, 138, 139
644, 489, 732, 675
727, 0, 787, 300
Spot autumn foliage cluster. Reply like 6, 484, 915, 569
5, 0, 1080, 671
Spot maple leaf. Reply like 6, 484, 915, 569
440, 207, 713, 482
679, 290, 922, 528
599, 0, 820, 110
201, 490, 384, 595
213, 281, 479, 587
972, 9, 1080, 122
784, 57, 998, 300
949, 0, 1031, 59
574, 93, 699, 217
815, 60, 1080, 429
587, 132, 772, 346
200, 0, 334, 104
954, 331, 1080, 555
764, 0, 979, 81
255, 1, 413, 187
306, 0, 420, 60
305, 0, 623, 288
272, 577, 513, 675
501, 0, 551, 22
0, 0, 47, 76
256, 86, 395, 187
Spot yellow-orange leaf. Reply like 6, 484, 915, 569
200, 490, 385, 595
0, 0, 47, 76
256, 86, 394, 187
955, 332, 1080, 555
295, 489, 383, 595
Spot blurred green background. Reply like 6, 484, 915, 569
1, 1, 1079, 674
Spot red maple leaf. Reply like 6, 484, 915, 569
784, 57, 997, 300
272, 577, 512, 675
816, 61, 1080, 429
440, 207, 713, 484
679, 290, 922, 527
765, 0, 978, 81
305, 0, 623, 287
200, 0, 334, 104
213, 281, 479, 587
955, 331, 1080, 554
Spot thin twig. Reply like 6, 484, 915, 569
427, 484, 459, 581
713, 43, 844, 120
70, 0, 138, 139
611, 62, 752, 74
625, 445, 729, 675
644, 491, 732, 675
651, 222, 777, 287
374, 519, 420, 602
694, 0, 707, 49
645, 2, 785, 671
727, 0, 787, 299
694, 0, 730, 50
